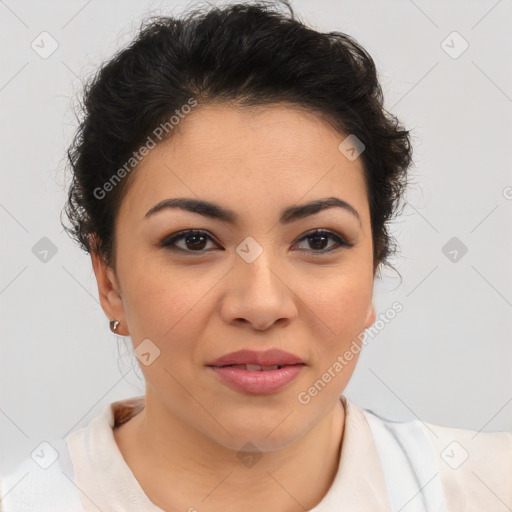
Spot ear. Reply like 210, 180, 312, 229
90, 242, 129, 336
364, 301, 376, 329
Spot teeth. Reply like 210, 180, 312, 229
245, 364, 279, 371
245, 364, 261, 371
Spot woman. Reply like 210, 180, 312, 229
1, 1, 510, 511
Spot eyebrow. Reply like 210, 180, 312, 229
144, 196, 361, 226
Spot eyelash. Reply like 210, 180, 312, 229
159, 229, 354, 256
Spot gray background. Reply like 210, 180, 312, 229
1, 0, 511, 475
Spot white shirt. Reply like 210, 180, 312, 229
1, 395, 511, 511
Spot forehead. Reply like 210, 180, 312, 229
118, 103, 369, 225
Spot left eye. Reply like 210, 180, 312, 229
160, 229, 352, 254
294, 229, 352, 254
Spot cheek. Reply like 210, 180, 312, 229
299, 277, 370, 400
299, 274, 373, 381
301, 271, 373, 338
119, 269, 216, 394
120, 258, 217, 347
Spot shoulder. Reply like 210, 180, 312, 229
356, 400, 512, 512
0, 397, 145, 512
0, 438, 85, 512
422, 420, 512, 511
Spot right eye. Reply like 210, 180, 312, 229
159, 230, 221, 254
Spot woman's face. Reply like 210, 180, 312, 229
93, 103, 376, 451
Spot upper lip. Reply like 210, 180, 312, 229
206, 349, 304, 367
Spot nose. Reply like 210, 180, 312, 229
219, 251, 298, 331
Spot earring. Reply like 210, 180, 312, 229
110, 320, 120, 334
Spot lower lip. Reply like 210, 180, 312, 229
208, 365, 304, 394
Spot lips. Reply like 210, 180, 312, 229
206, 348, 304, 368
206, 349, 305, 394
208, 365, 304, 394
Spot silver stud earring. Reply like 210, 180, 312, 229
109, 320, 120, 334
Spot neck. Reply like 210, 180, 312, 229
114, 394, 346, 512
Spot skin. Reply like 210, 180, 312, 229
91, 102, 377, 512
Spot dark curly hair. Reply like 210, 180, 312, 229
61, 0, 413, 276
